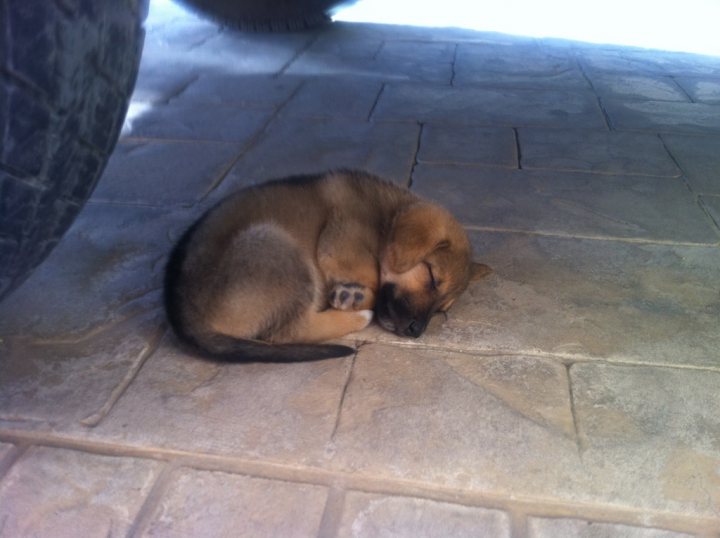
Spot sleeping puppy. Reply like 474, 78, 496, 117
164, 170, 491, 362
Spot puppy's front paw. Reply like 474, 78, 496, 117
329, 283, 374, 311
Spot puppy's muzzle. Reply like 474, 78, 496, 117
376, 284, 429, 338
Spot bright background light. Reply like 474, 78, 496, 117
334, 0, 720, 56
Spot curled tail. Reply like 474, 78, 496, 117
172, 330, 355, 363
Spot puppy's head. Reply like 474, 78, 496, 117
377, 203, 491, 338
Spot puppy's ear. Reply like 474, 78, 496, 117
470, 262, 493, 281
384, 203, 452, 273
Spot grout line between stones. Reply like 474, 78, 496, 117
657, 133, 720, 238
199, 81, 306, 199
126, 462, 176, 538
0, 443, 28, 482
407, 122, 424, 189
316, 487, 347, 538
564, 362, 585, 458
462, 224, 720, 248
575, 59, 613, 131
669, 75, 695, 103
275, 33, 321, 77
512, 127, 522, 169
366, 82, 386, 121
509, 509, 529, 538
330, 349, 357, 441
345, 338, 720, 374
0, 429, 715, 536
80, 326, 167, 428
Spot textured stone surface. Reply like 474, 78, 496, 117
701, 195, 720, 227
454, 42, 589, 90
660, 134, 720, 194
571, 363, 720, 517
331, 345, 582, 497
2, 3, 720, 534
174, 73, 300, 107
675, 76, 720, 104
92, 140, 240, 205
337, 492, 511, 537
0, 311, 162, 430
373, 84, 606, 127
518, 129, 680, 176
354, 232, 720, 368
604, 99, 720, 133
412, 164, 713, 242
0, 204, 185, 338
281, 78, 383, 119
83, 335, 351, 462
527, 517, 693, 537
214, 118, 419, 195
418, 125, 517, 167
0, 447, 161, 538
288, 34, 453, 83
142, 469, 327, 537
587, 73, 689, 102
121, 101, 272, 142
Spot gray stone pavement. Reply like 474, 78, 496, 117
1, 1, 720, 536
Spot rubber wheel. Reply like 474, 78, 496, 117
178, 0, 345, 31
0, 0, 148, 300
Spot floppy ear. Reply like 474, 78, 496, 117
384, 203, 451, 273
470, 262, 493, 281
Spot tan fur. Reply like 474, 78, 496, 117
165, 170, 490, 361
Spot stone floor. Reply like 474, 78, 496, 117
1, 1, 720, 537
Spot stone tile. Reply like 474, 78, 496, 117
674, 76, 720, 104
454, 42, 589, 89
661, 134, 720, 194
701, 195, 720, 227
412, 164, 714, 243
0, 311, 162, 430
588, 73, 689, 102
636, 50, 720, 78
528, 517, 693, 537
418, 125, 517, 167
92, 140, 240, 205
354, 232, 720, 368
177, 31, 315, 76
121, 101, 272, 142
142, 468, 327, 537
83, 335, 351, 462
0, 204, 187, 338
603, 99, 720, 134
455, 69, 591, 91
131, 66, 199, 105
0, 443, 12, 461
578, 50, 667, 75
571, 363, 720, 517
375, 40, 455, 83
281, 78, 383, 119
373, 85, 606, 128
214, 118, 419, 195
518, 129, 681, 176
0, 447, 161, 537
287, 36, 453, 83
331, 345, 584, 499
174, 73, 300, 108
337, 491, 511, 537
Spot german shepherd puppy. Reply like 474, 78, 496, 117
164, 170, 490, 362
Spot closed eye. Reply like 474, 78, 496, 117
425, 263, 441, 290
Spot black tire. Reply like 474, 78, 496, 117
178, 0, 346, 31
0, 0, 148, 300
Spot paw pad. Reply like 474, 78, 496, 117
330, 283, 368, 311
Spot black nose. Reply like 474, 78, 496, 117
403, 319, 425, 338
